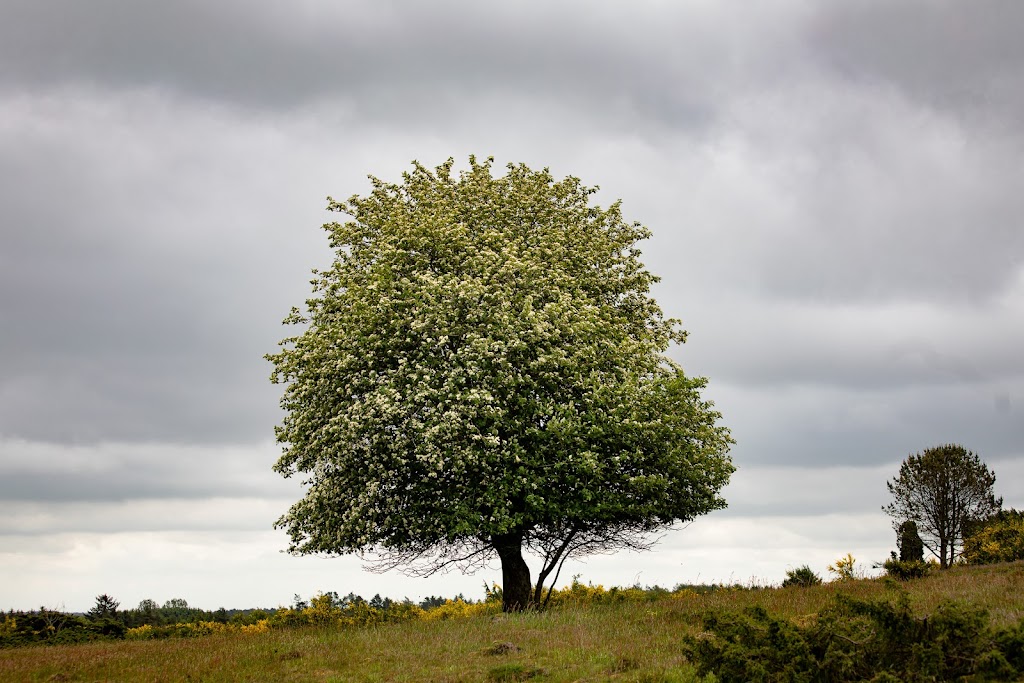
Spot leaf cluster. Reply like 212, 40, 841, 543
683, 593, 1023, 682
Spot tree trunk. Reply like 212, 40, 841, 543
494, 533, 533, 612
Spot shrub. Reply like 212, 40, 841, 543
124, 624, 155, 641
683, 605, 817, 680
782, 565, 822, 588
963, 509, 1024, 565
827, 553, 858, 581
423, 598, 496, 621
682, 593, 1022, 681
881, 556, 931, 581
0, 609, 114, 647
240, 619, 270, 634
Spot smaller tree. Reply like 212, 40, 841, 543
897, 520, 924, 563
87, 594, 119, 622
884, 444, 1002, 568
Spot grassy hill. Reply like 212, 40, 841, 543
2, 562, 1023, 682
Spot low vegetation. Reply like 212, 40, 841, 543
2, 562, 1023, 682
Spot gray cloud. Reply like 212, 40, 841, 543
0, 0, 801, 134
704, 379, 1024, 469
810, 0, 1024, 128
1, 0, 1023, 611
0, 497, 289, 535
634, 85, 1024, 307
0, 91, 339, 444
0, 440, 293, 502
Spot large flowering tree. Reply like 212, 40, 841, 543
268, 157, 734, 611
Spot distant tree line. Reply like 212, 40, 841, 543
1, 581, 761, 649
0, 590, 497, 647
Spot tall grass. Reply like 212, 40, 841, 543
2, 561, 1022, 682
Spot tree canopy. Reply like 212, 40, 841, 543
884, 444, 1001, 568
87, 594, 119, 621
268, 157, 734, 611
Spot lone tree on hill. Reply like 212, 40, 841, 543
268, 157, 735, 612
884, 444, 1001, 568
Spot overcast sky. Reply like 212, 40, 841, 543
2, 0, 1022, 612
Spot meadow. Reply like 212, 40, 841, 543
2, 561, 1023, 682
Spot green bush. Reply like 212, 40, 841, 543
781, 565, 822, 588
682, 593, 1022, 681
0, 609, 118, 648
881, 556, 931, 581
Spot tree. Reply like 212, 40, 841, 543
268, 157, 734, 612
87, 594, 119, 621
896, 520, 924, 563
884, 444, 1001, 568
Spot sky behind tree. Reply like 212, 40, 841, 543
1, 0, 1022, 611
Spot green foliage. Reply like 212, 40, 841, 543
87, 593, 119, 621
684, 605, 818, 681
782, 565, 822, 588
879, 521, 931, 580
963, 509, 1024, 565
268, 156, 734, 610
881, 556, 931, 581
683, 593, 1023, 682
884, 444, 1002, 568
0, 608, 120, 648
119, 597, 229, 628
896, 520, 924, 563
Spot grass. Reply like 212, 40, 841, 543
2, 561, 1023, 682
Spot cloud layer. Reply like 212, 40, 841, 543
1, 0, 1021, 610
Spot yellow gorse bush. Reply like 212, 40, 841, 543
541, 577, 680, 607
828, 553, 858, 581
239, 619, 270, 634
125, 624, 154, 640
422, 598, 498, 621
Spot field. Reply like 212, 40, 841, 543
3, 562, 1023, 682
